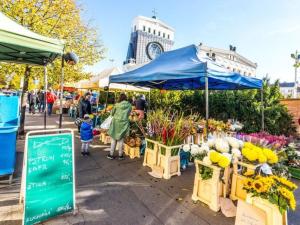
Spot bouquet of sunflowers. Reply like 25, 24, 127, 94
243, 175, 297, 213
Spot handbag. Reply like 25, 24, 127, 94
100, 116, 113, 130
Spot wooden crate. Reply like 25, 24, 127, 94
230, 161, 261, 201
143, 139, 159, 168
192, 160, 229, 212
124, 144, 129, 155
157, 143, 181, 179
245, 195, 288, 225
100, 132, 111, 144
124, 144, 140, 159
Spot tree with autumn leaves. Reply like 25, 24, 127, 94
0, 0, 105, 133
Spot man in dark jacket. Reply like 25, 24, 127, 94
134, 94, 147, 119
77, 93, 92, 133
79, 93, 92, 118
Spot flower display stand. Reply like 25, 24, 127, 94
192, 160, 229, 212
156, 143, 181, 179
230, 161, 261, 201
143, 139, 159, 168
124, 144, 140, 159
245, 195, 288, 225
100, 132, 111, 144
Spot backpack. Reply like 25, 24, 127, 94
75, 118, 82, 127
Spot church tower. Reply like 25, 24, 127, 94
125, 15, 175, 65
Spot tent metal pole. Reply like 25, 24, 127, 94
104, 84, 110, 112
205, 72, 209, 139
261, 87, 265, 131
148, 90, 151, 110
59, 56, 65, 128
43, 65, 48, 130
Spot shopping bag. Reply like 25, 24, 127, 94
100, 116, 112, 130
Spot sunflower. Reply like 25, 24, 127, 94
243, 169, 255, 176
244, 178, 254, 189
252, 180, 264, 193
290, 198, 296, 211
277, 177, 298, 190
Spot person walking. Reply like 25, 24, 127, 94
77, 93, 92, 132
107, 93, 132, 160
37, 90, 45, 113
46, 89, 56, 116
80, 114, 93, 156
134, 94, 147, 119
27, 90, 37, 114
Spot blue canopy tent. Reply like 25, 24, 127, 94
110, 44, 264, 132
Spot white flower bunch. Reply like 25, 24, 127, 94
215, 138, 230, 153
182, 144, 191, 152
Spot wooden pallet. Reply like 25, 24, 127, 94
192, 160, 230, 212
157, 143, 182, 179
245, 195, 288, 225
230, 161, 261, 201
143, 139, 159, 168
124, 144, 140, 159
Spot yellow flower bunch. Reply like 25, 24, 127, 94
262, 148, 278, 164
218, 156, 230, 168
243, 175, 298, 211
241, 142, 278, 164
278, 187, 297, 210
273, 176, 298, 190
209, 150, 221, 163
209, 150, 230, 168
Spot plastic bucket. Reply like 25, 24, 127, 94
0, 127, 18, 175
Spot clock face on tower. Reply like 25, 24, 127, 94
146, 42, 164, 60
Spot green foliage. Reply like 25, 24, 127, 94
0, 0, 105, 88
150, 79, 296, 135
199, 165, 213, 180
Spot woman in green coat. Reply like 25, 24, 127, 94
107, 93, 132, 160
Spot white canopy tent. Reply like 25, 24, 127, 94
97, 67, 150, 92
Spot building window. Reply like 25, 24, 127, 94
206, 53, 210, 57
163, 33, 165, 38
148, 27, 151, 33
167, 34, 170, 39
143, 26, 145, 31
134, 25, 136, 31
153, 29, 156, 35
233, 68, 236, 72
248, 73, 251, 76
158, 31, 161, 36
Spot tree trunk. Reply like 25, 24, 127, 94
18, 66, 31, 135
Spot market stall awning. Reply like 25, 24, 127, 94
110, 45, 262, 90
0, 12, 65, 65
97, 67, 150, 92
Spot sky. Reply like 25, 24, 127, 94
82, 0, 300, 82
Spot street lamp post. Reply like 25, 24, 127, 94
58, 52, 79, 128
291, 51, 300, 98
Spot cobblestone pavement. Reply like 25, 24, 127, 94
0, 113, 299, 225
